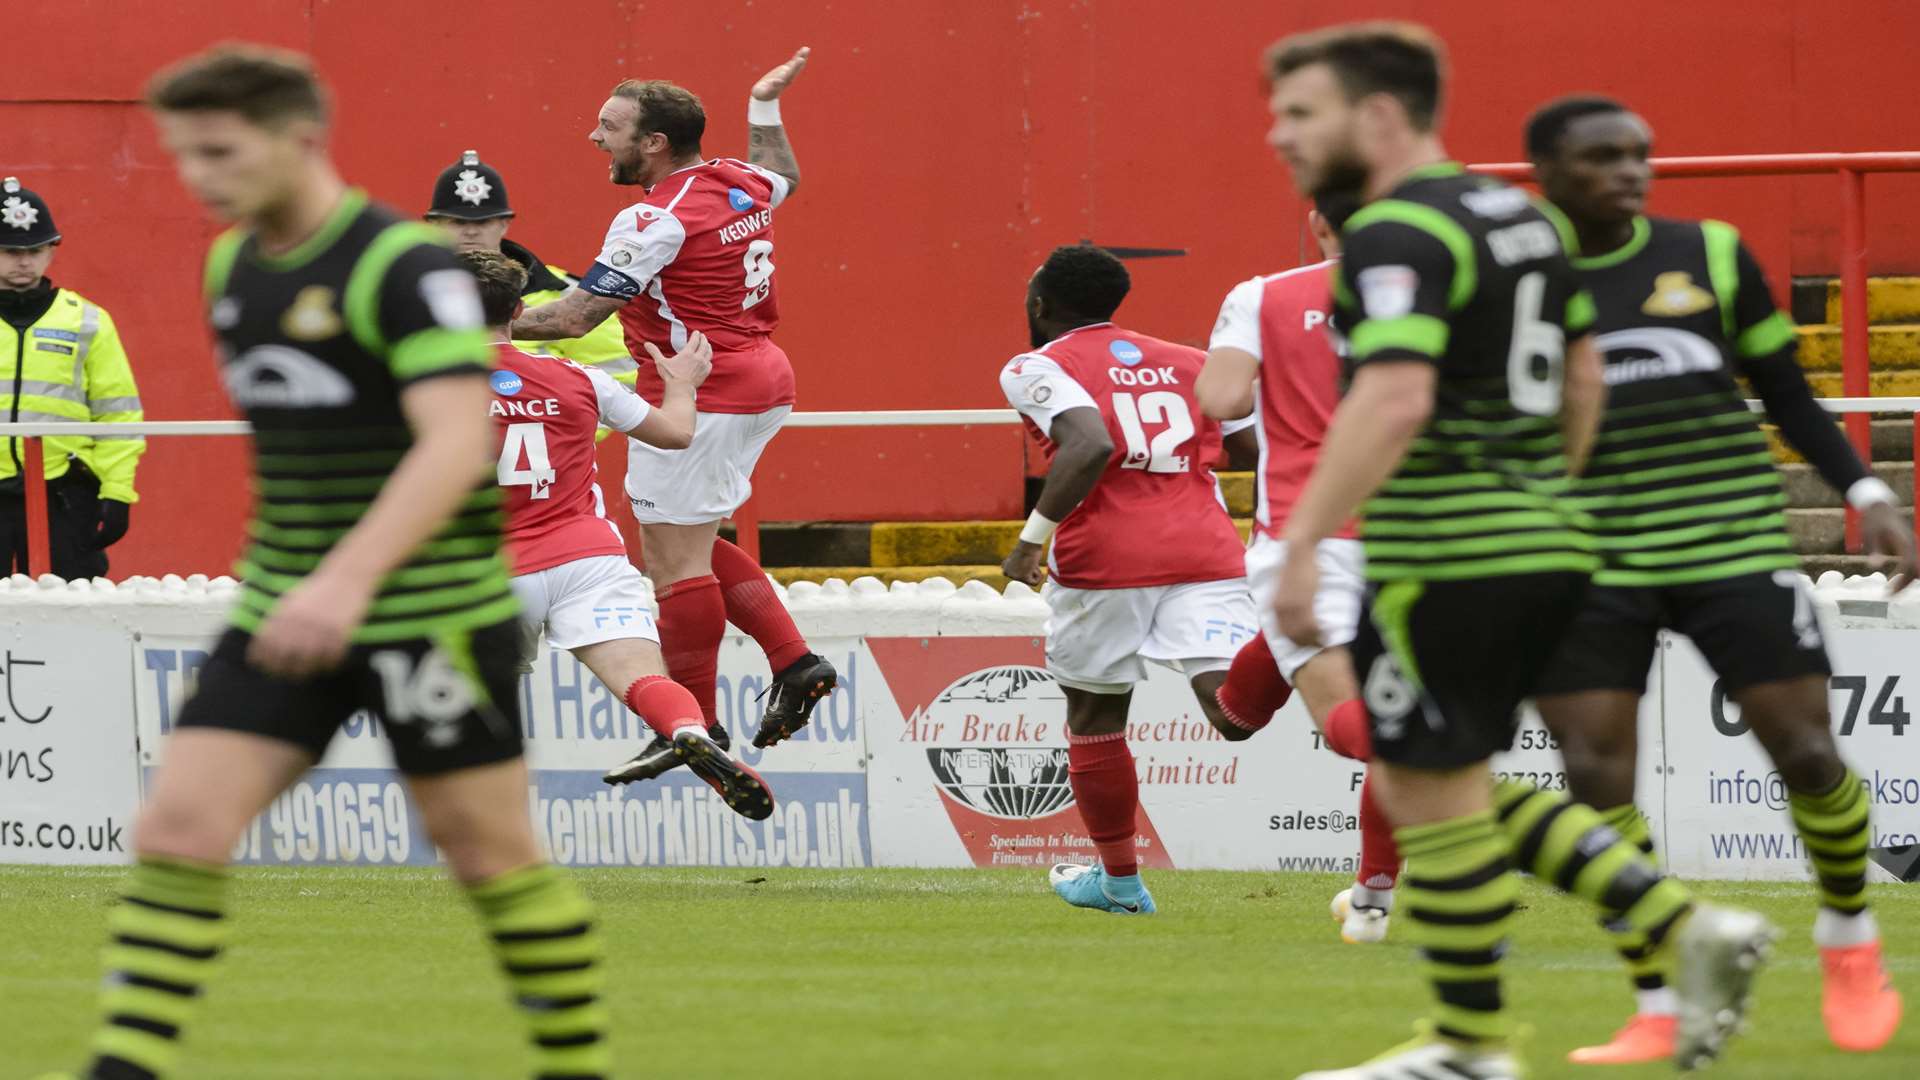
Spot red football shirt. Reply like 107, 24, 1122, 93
490, 344, 651, 575
1209, 261, 1357, 542
999, 323, 1246, 590
579, 158, 796, 414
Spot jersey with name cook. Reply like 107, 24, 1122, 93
1000, 323, 1246, 590
1333, 164, 1597, 583
202, 189, 516, 642
490, 344, 650, 576
580, 158, 795, 413
1210, 259, 1356, 541
1565, 216, 1801, 586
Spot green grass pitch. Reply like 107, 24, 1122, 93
4, 866, 1917, 1078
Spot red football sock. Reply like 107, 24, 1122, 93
711, 538, 810, 673
1323, 698, 1373, 761
1356, 769, 1401, 891
624, 675, 704, 739
1066, 731, 1140, 878
1215, 635, 1292, 734
654, 575, 725, 727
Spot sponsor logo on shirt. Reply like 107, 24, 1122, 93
727, 187, 756, 212
491, 370, 524, 396
223, 345, 357, 408
1108, 340, 1144, 366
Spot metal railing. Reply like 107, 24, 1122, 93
1473, 151, 1920, 548
4, 398, 1912, 576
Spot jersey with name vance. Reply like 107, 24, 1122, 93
490, 343, 650, 576
577, 157, 796, 414
999, 323, 1246, 590
1209, 259, 1355, 542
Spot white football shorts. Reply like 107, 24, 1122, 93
1042, 577, 1260, 694
626, 406, 790, 525
510, 554, 659, 671
1243, 535, 1365, 680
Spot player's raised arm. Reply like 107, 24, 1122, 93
511, 286, 625, 341
748, 47, 808, 195
622, 335, 712, 449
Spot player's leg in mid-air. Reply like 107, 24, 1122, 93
1041, 582, 1161, 915
505, 554, 774, 818
1241, 533, 1398, 943
627, 407, 837, 762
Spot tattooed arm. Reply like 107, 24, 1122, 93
748, 47, 809, 195
508, 287, 625, 341
749, 124, 802, 192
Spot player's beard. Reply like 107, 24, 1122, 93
610, 151, 647, 186
1309, 145, 1371, 204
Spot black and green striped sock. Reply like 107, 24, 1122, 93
469, 864, 611, 1080
1397, 810, 1519, 1045
1496, 782, 1690, 954
86, 857, 230, 1080
1595, 804, 1670, 1001
1789, 769, 1871, 915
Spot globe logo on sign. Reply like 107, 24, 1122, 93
490, 370, 523, 396
920, 665, 1075, 820
1109, 339, 1144, 366
727, 187, 755, 212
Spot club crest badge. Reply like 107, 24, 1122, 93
1641, 271, 1716, 318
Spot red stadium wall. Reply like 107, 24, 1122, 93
7, 0, 1920, 577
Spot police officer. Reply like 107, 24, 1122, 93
424, 150, 632, 383
0, 177, 145, 579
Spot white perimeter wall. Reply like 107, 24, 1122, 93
4, 572, 1917, 881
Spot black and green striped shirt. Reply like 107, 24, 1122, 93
204, 189, 517, 641
1334, 163, 1598, 583
1565, 216, 1801, 587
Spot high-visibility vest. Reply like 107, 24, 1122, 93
0, 287, 145, 502
513, 264, 636, 389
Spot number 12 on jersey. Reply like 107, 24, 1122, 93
498, 422, 557, 499
1112, 391, 1195, 473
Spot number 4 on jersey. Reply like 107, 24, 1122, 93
498, 421, 556, 499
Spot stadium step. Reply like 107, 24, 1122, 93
1804, 368, 1920, 399
1764, 418, 1913, 463
1794, 325, 1920, 371
1791, 275, 1920, 325
1780, 461, 1912, 508
1824, 276, 1920, 325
